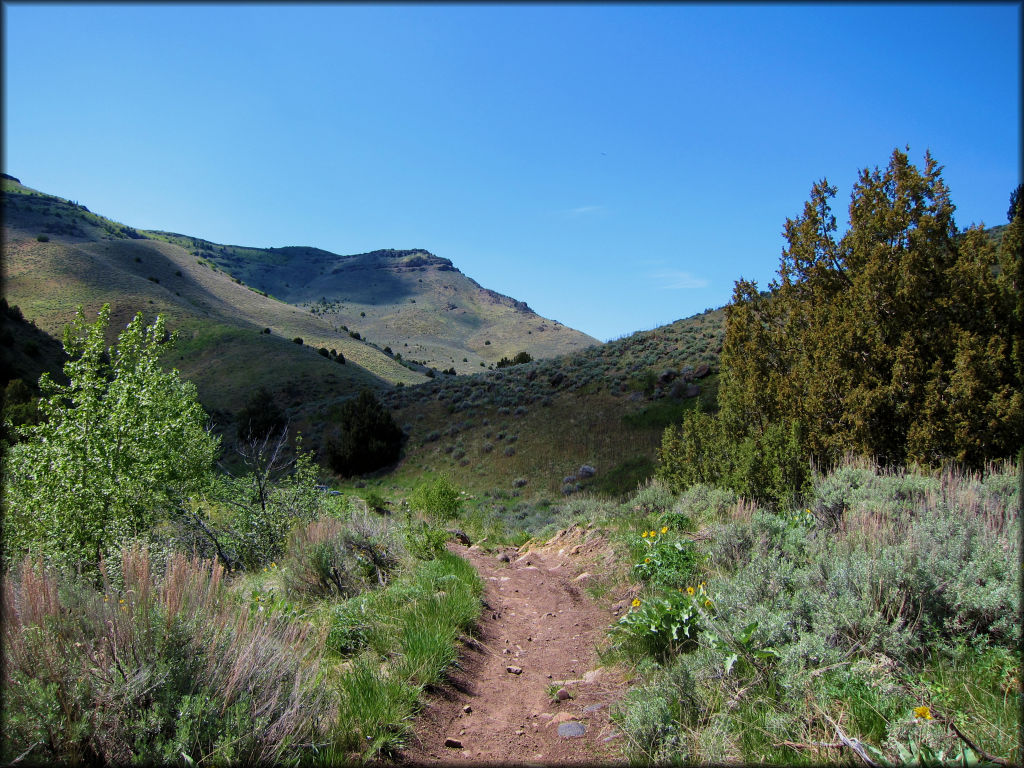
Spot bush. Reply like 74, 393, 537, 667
409, 475, 462, 520
0, 546, 329, 765
632, 535, 702, 591
281, 514, 405, 599
235, 386, 286, 443
324, 390, 404, 477
326, 596, 372, 656
658, 412, 809, 509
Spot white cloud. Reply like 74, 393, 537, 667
651, 270, 710, 290
566, 205, 605, 216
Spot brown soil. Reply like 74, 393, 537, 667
398, 527, 633, 766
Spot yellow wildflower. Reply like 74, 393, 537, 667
686, 586, 695, 595
649, 530, 657, 538
641, 531, 648, 538
632, 598, 641, 607
661, 526, 668, 534
704, 599, 713, 607
644, 558, 651, 563
913, 706, 933, 720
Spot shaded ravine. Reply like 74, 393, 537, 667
398, 541, 629, 765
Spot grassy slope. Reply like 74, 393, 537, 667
146, 232, 602, 372
370, 308, 726, 498
1, 178, 426, 415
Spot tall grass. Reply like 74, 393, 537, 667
325, 549, 483, 759
2, 544, 329, 765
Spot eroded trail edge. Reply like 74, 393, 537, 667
399, 533, 630, 765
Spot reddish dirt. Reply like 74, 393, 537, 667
398, 531, 631, 765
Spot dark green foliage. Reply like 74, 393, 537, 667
235, 386, 286, 443
292, 336, 303, 345
1009, 183, 1022, 222
1, 378, 41, 443
592, 456, 656, 497
658, 411, 809, 509
35, 234, 48, 242
496, 351, 533, 368
324, 390, 404, 476
719, 149, 1022, 469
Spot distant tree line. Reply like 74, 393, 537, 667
496, 351, 533, 368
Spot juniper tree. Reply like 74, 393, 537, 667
717, 148, 1022, 469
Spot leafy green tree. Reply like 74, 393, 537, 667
323, 389, 403, 476
3, 305, 219, 568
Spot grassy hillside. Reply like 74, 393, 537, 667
145, 232, 601, 372
368, 308, 725, 499
1, 177, 426, 417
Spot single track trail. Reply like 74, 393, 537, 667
399, 528, 631, 765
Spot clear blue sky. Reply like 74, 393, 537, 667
4, 3, 1020, 341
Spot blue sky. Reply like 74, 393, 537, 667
4, 3, 1020, 341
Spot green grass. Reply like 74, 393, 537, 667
328, 548, 483, 759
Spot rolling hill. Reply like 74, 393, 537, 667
373, 307, 726, 498
1, 177, 597, 425
143, 235, 600, 373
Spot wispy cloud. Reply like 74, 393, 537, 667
651, 270, 710, 290
565, 205, 605, 216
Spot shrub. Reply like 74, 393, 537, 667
613, 589, 704, 661
409, 475, 461, 520
631, 526, 703, 590
326, 596, 372, 656
235, 386, 286, 443
36, 234, 49, 242
293, 336, 303, 345
324, 390, 404, 477
281, 514, 405, 599
1, 546, 329, 765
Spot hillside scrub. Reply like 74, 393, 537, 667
606, 460, 1020, 765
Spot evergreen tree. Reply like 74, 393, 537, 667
236, 386, 287, 443
719, 149, 1021, 469
324, 389, 403, 476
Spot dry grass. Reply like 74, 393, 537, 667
2, 544, 330, 765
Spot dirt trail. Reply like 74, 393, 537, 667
399, 531, 631, 765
